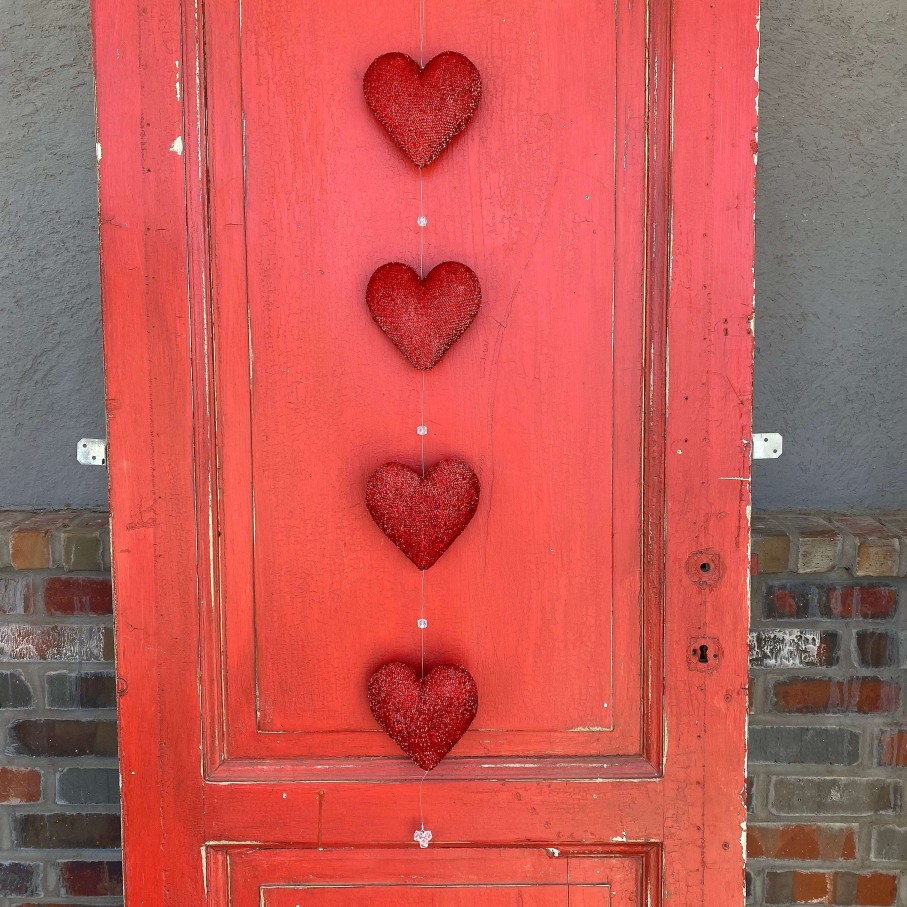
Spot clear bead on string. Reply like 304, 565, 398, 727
414, 827, 433, 848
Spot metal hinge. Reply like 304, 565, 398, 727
751, 432, 782, 460
77, 438, 108, 466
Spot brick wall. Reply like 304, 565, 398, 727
749, 514, 907, 906
0, 510, 904, 906
0, 513, 120, 906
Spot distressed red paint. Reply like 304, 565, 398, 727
91, 0, 758, 903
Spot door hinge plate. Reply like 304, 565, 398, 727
751, 432, 782, 459
77, 438, 108, 466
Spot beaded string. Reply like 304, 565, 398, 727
413, 0, 433, 851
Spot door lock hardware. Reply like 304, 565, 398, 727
688, 637, 721, 672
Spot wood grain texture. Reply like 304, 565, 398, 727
91, 0, 205, 901
210, 847, 641, 907
201, 0, 647, 767
92, 0, 758, 902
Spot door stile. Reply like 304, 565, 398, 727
660, 0, 758, 901
92, 0, 209, 901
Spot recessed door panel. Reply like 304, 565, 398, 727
266, 889, 604, 906
216, 847, 641, 907
203, 0, 654, 769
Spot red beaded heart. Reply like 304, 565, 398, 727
368, 662, 478, 770
363, 51, 482, 168
367, 261, 481, 370
365, 459, 480, 570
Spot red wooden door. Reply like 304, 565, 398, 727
91, 0, 758, 904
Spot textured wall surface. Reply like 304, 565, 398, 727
0, 0, 107, 509
748, 512, 907, 907
0, 0, 905, 509
0, 512, 119, 906
1, 508, 906, 906
753, 0, 907, 508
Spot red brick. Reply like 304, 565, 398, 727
0, 625, 107, 661
0, 862, 39, 897
0, 767, 41, 804
12, 813, 121, 849
74, 512, 110, 532
773, 678, 901, 714
59, 861, 123, 896
855, 631, 899, 668
791, 871, 830, 902
752, 513, 784, 534
765, 871, 899, 905
854, 874, 898, 906
775, 513, 835, 532
8, 720, 118, 757
749, 629, 840, 668
825, 585, 897, 619
748, 824, 856, 861
0, 510, 33, 531
879, 729, 907, 767
832, 515, 897, 538
43, 577, 113, 616
765, 584, 826, 619
769, 587, 799, 618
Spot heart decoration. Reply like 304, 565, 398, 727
366, 459, 480, 570
363, 51, 482, 168
368, 662, 479, 770
367, 261, 482, 370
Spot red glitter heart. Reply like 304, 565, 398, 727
363, 51, 482, 168
367, 261, 482, 370
366, 459, 480, 570
368, 662, 478, 770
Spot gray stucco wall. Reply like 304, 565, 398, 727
0, 0, 904, 510
0, 0, 107, 509
753, 0, 907, 509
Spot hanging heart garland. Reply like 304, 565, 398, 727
368, 662, 478, 770
367, 261, 482, 370
363, 51, 482, 168
366, 458, 480, 570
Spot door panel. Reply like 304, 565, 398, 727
202, 0, 651, 771
91, 0, 758, 901
268, 892, 593, 907
213, 848, 641, 907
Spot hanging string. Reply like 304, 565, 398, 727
419, 0, 425, 66
420, 374, 426, 475
419, 176, 425, 278
419, 770, 429, 824
414, 0, 433, 852
419, 570, 426, 676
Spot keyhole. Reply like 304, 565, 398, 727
689, 637, 720, 670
